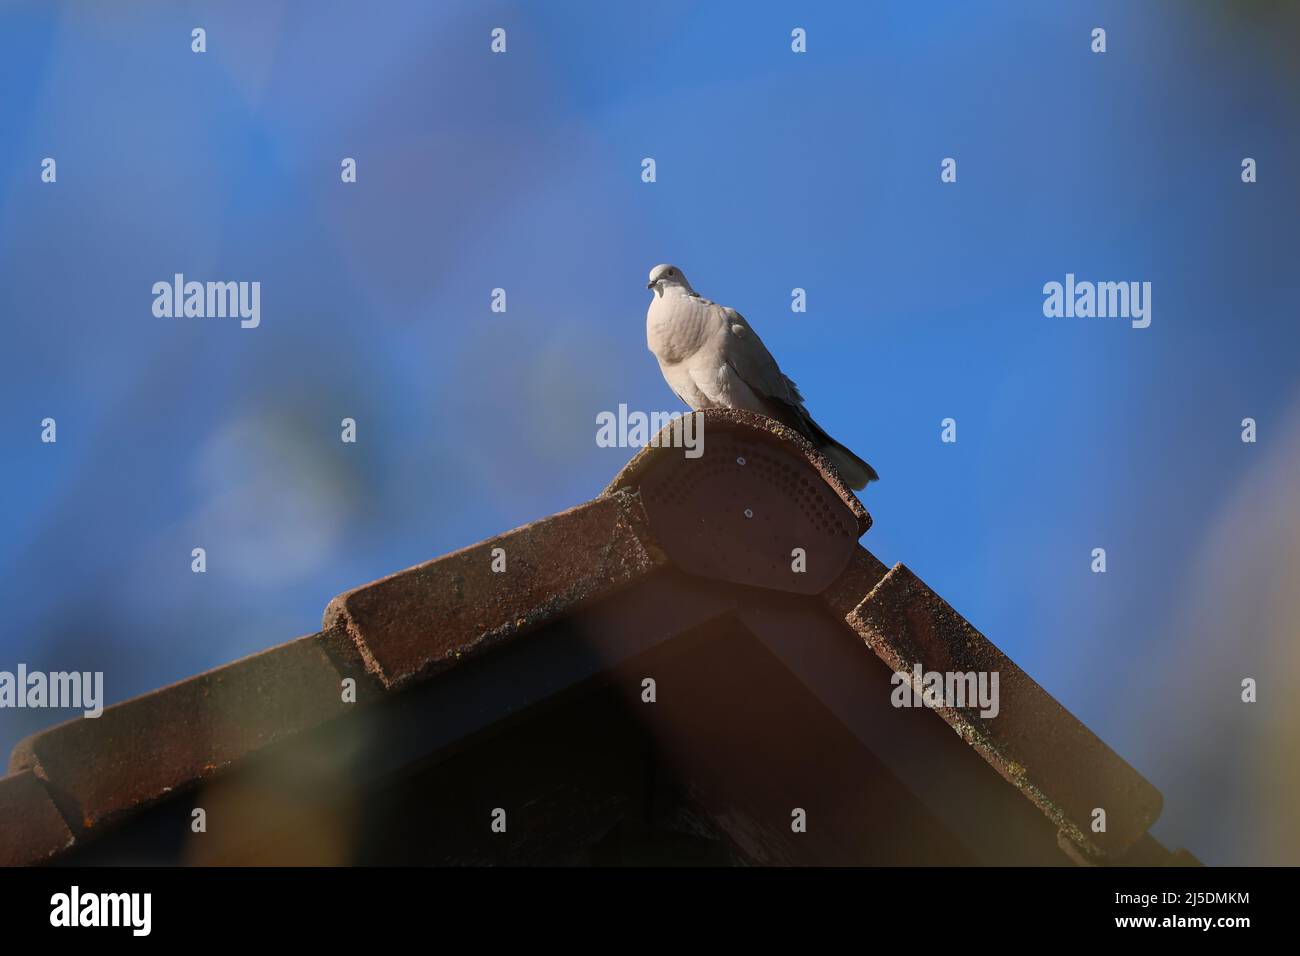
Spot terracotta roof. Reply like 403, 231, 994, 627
324, 491, 664, 690
0, 770, 73, 866
0, 409, 1199, 866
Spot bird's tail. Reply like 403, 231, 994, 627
799, 415, 878, 490
818, 439, 878, 491
765, 399, 878, 491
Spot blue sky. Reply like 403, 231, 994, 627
2, 1, 1299, 864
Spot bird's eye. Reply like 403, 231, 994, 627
667, 269, 675, 276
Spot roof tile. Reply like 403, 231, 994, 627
606, 407, 871, 530
323, 490, 665, 689
0, 770, 74, 866
844, 562, 1162, 858
9, 633, 350, 835
609, 415, 870, 593
821, 545, 891, 619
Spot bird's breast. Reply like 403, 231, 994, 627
647, 296, 714, 365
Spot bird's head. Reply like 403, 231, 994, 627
647, 263, 693, 297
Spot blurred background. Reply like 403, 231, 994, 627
1, 0, 1298, 865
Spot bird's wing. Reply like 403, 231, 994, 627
717, 304, 806, 406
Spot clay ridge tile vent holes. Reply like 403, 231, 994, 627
639, 430, 861, 594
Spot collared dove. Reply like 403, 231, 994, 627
645, 263, 878, 489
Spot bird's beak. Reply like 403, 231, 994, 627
646, 280, 655, 289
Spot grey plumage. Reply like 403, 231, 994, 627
645, 263, 877, 489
